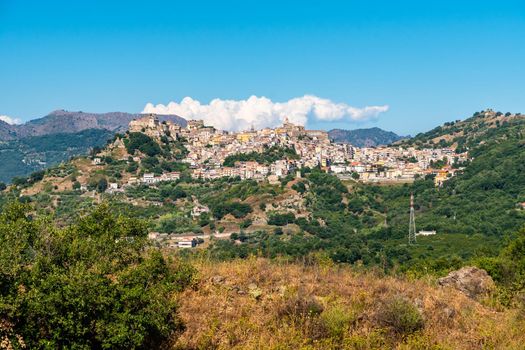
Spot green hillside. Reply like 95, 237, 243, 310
1, 110, 524, 274
0, 129, 113, 183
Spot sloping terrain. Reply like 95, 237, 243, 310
0, 129, 114, 183
396, 110, 524, 150
0, 110, 188, 182
173, 258, 525, 350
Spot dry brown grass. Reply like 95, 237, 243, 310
171, 258, 525, 350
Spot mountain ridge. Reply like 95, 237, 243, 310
0, 110, 187, 141
328, 127, 405, 147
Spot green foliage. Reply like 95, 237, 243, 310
240, 218, 252, 229
212, 201, 252, 219
268, 212, 296, 226
474, 228, 525, 304
0, 201, 195, 348
291, 181, 306, 194
125, 132, 161, 156
87, 175, 108, 193
320, 306, 355, 339
375, 297, 424, 335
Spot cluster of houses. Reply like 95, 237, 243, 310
126, 114, 466, 185
85, 114, 468, 193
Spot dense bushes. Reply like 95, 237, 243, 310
212, 201, 252, 219
268, 212, 296, 226
124, 132, 161, 156
0, 201, 195, 348
475, 228, 525, 305
375, 296, 424, 335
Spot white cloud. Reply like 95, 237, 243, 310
142, 95, 388, 131
0, 115, 22, 125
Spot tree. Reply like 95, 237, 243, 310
125, 132, 161, 156
268, 212, 296, 226
0, 182, 6, 191
0, 201, 195, 348
97, 177, 108, 193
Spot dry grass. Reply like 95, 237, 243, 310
171, 258, 525, 350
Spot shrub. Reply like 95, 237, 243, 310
240, 218, 252, 229
320, 306, 355, 339
278, 290, 324, 321
375, 296, 424, 335
0, 202, 195, 348
125, 132, 161, 156
292, 181, 306, 194
268, 212, 296, 226
212, 202, 252, 219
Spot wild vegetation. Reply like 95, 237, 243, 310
172, 257, 525, 349
0, 202, 195, 349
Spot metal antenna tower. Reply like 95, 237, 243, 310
408, 193, 416, 244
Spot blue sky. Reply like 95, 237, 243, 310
1, 1, 524, 134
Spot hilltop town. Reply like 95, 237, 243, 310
94, 114, 468, 190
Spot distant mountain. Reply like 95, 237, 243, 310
328, 127, 404, 147
0, 110, 187, 141
0, 120, 17, 140
0, 109, 187, 182
0, 129, 114, 183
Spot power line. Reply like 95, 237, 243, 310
408, 192, 416, 244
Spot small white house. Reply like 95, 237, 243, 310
142, 173, 158, 184
417, 230, 437, 236
177, 240, 196, 248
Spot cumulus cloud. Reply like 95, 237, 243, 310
142, 95, 388, 131
0, 115, 22, 125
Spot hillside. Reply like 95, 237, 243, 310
328, 127, 404, 147
0, 109, 187, 141
396, 109, 525, 151
0, 120, 17, 140
0, 129, 114, 183
0, 109, 524, 274
173, 258, 525, 349
2, 202, 525, 349
0, 110, 188, 182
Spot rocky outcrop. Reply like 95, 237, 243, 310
438, 266, 495, 299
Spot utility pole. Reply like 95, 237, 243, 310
408, 193, 416, 244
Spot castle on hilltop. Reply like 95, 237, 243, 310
129, 114, 183, 139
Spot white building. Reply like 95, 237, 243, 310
177, 240, 196, 248
142, 173, 158, 184
417, 230, 437, 236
